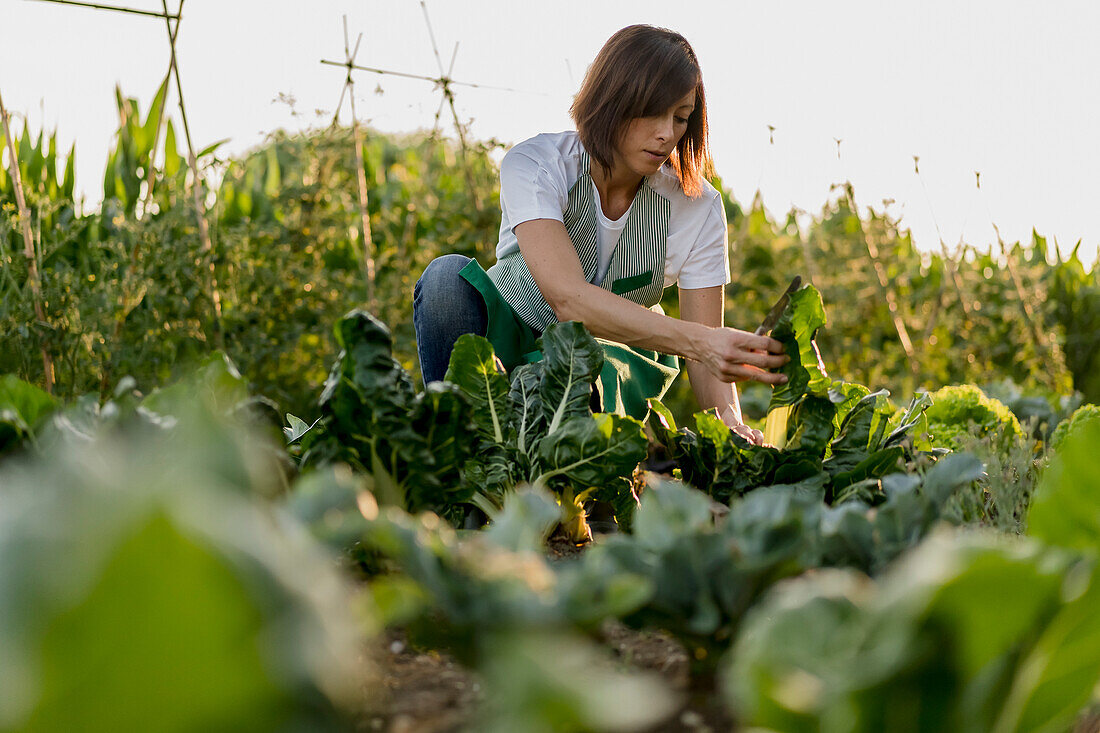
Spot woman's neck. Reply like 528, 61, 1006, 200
590, 159, 642, 219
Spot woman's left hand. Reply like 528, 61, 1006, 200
719, 404, 766, 446
730, 422, 766, 446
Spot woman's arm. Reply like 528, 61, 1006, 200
514, 218, 788, 386
679, 284, 767, 444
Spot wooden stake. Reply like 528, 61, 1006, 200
336, 17, 376, 306
160, 0, 223, 328
0, 90, 55, 392
27, 0, 177, 20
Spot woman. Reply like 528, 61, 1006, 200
413, 24, 788, 445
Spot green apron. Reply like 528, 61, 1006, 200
459, 149, 680, 419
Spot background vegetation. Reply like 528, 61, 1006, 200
3, 86, 1098, 423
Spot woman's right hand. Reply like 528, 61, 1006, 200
695, 326, 789, 385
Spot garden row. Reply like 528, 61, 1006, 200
2, 280, 1099, 729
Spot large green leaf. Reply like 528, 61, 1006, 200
1028, 418, 1100, 552
994, 561, 1100, 733
405, 382, 479, 513
508, 362, 544, 458
827, 390, 891, 467
537, 321, 603, 434
536, 413, 646, 490
0, 375, 59, 451
768, 285, 830, 409
0, 405, 362, 731
784, 394, 837, 456
445, 334, 512, 444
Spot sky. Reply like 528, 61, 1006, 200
2, 0, 1098, 267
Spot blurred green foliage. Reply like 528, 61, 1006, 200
0, 385, 365, 731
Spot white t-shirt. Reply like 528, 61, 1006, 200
496, 130, 731, 290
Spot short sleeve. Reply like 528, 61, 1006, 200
499, 147, 568, 231
675, 195, 731, 289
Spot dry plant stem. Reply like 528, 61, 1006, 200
993, 224, 1063, 387
348, 92, 376, 307
940, 237, 973, 318
161, 0, 223, 327
0, 90, 55, 392
861, 221, 919, 378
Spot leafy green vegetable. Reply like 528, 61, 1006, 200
0, 374, 59, 453
538, 321, 604, 434
1048, 402, 1100, 452
448, 323, 645, 541
359, 487, 652, 663
444, 334, 514, 445
1029, 413, 1100, 553
725, 532, 1092, 733
925, 384, 1024, 451
297, 310, 478, 520
0, 395, 363, 731
768, 285, 831, 409
648, 284, 936, 509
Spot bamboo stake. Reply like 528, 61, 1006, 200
321, 2, 536, 216
159, 0, 222, 328
339, 16, 376, 306
0, 91, 55, 392
27, 0, 177, 20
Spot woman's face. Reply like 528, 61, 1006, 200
615, 89, 696, 179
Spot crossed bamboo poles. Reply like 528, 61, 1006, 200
20, 0, 223, 392
321, 3, 538, 306
320, 2, 534, 216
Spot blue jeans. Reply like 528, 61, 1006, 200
413, 254, 488, 385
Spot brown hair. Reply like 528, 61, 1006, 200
570, 25, 713, 197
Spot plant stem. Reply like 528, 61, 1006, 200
0, 89, 55, 393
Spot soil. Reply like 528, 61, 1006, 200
358, 480, 739, 732
360, 622, 734, 733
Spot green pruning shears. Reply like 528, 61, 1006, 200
754, 276, 802, 336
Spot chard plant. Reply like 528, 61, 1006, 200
590, 453, 985, 683
649, 284, 939, 507
288, 312, 646, 541
444, 322, 647, 541
291, 310, 480, 524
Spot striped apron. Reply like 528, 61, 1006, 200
459, 149, 680, 418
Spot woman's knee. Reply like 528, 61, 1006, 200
413, 254, 485, 327
418, 254, 472, 289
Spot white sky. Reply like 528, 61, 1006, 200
3, 0, 1098, 267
